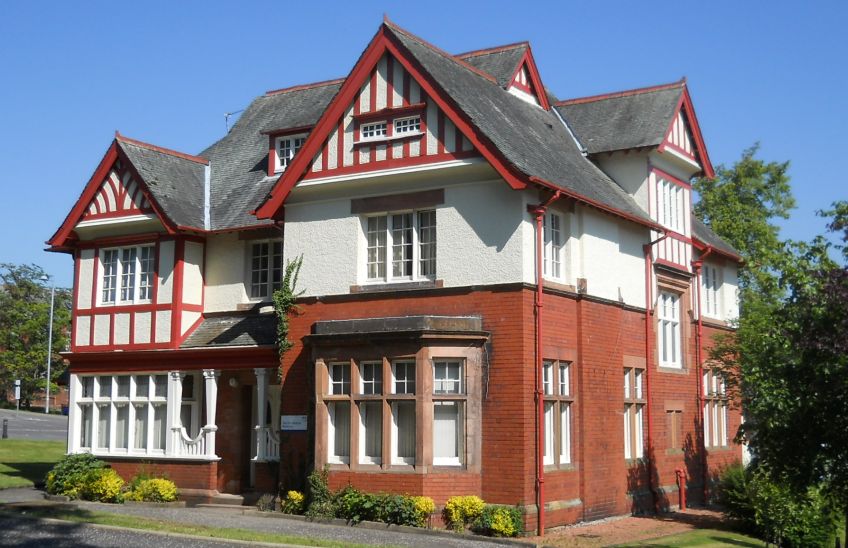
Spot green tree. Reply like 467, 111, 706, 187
696, 145, 848, 543
0, 263, 71, 408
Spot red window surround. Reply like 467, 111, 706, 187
265, 125, 313, 176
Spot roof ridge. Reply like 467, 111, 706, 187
264, 77, 346, 96
555, 79, 686, 107
382, 20, 498, 84
115, 132, 210, 165
455, 41, 529, 59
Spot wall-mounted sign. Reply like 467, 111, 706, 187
281, 415, 308, 431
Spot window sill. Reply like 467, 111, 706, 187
353, 131, 424, 147
350, 279, 443, 294
79, 450, 220, 462
666, 448, 684, 456
545, 463, 576, 472
657, 365, 688, 375
706, 445, 734, 453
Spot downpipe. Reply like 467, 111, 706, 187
692, 246, 713, 503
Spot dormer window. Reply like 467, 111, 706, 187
361, 122, 387, 141
274, 135, 306, 173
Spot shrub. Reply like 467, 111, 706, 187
256, 493, 276, 512
280, 490, 305, 515
335, 485, 374, 523
472, 505, 523, 537
443, 495, 485, 532
80, 468, 125, 503
373, 493, 419, 526
305, 467, 335, 519
124, 478, 178, 503
717, 464, 840, 547
411, 496, 435, 527
45, 453, 107, 499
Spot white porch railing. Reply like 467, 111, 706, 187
173, 426, 210, 457
254, 426, 280, 461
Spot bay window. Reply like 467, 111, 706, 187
624, 367, 645, 459
657, 291, 682, 368
365, 209, 436, 282
543, 360, 573, 466
433, 359, 465, 466
100, 245, 154, 305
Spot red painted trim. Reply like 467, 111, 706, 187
321, 137, 329, 172
170, 239, 186, 347
265, 77, 345, 97
651, 166, 692, 189
654, 257, 690, 273
67, 346, 278, 372
76, 233, 163, 249
73, 341, 174, 354
692, 238, 742, 262
115, 133, 209, 165
679, 88, 715, 178
662, 140, 697, 161
301, 150, 479, 181
353, 90, 361, 167
178, 314, 204, 346
81, 303, 178, 315
351, 131, 423, 149
512, 47, 550, 110
555, 79, 685, 107
354, 102, 425, 124
80, 209, 149, 222
253, 24, 529, 219
455, 41, 528, 59
71, 249, 81, 352
129, 309, 135, 346
261, 124, 315, 137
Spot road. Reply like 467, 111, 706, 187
0, 512, 299, 547
0, 409, 68, 442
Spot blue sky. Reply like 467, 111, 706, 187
1, 1, 844, 287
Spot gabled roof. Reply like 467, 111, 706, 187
457, 42, 529, 87
47, 134, 208, 249
199, 80, 342, 230
180, 313, 276, 348
555, 80, 715, 177
255, 21, 657, 230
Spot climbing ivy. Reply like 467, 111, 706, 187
272, 255, 304, 365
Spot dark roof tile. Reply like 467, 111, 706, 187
181, 313, 277, 348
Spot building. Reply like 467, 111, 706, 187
47, 19, 743, 532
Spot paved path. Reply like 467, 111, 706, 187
0, 409, 68, 441
0, 488, 530, 548
0, 512, 294, 547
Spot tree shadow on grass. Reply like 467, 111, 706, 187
0, 506, 97, 547
0, 461, 56, 487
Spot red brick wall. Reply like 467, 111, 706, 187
105, 459, 217, 491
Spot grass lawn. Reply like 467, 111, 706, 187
616, 528, 764, 547
0, 440, 66, 489
0, 505, 397, 548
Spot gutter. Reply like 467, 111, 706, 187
527, 190, 562, 536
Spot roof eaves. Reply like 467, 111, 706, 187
555, 79, 686, 107
264, 77, 346, 97
455, 41, 529, 59
115, 131, 209, 165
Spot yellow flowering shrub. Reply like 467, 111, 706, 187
281, 490, 305, 514
80, 468, 125, 503
443, 495, 485, 531
411, 496, 435, 527
124, 478, 178, 502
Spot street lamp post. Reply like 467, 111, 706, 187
41, 275, 55, 414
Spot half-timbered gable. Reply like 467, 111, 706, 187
82, 161, 152, 221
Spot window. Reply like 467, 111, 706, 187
365, 210, 436, 282
433, 359, 465, 466
100, 245, 155, 305
329, 363, 351, 395
667, 409, 683, 450
360, 362, 382, 395
543, 212, 566, 280
179, 373, 202, 439
543, 360, 573, 466
703, 369, 728, 448
392, 361, 415, 394
658, 291, 682, 368
75, 374, 168, 455
274, 135, 306, 172
249, 240, 283, 299
701, 264, 721, 318
624, 367, 645, 459
361, 121, 387, 140
655, 177, 685, 234
327, 401, 350, 464
394, 116, 421, 135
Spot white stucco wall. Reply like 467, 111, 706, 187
155, 311, 171, 343
77, 249, 95, 309
76, 316, 91, 346
204, 233, 250, 312
114, 313, 130, 345
183, 241, 204, 306
721, 263, 740, 321
93, 314, 110, 346
134, 312, 151, 344
596, 152, 651, 214
158, 240, 175, 305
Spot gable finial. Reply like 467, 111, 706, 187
383, 12, 391, 23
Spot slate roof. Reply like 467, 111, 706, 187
554, 83, 684, 155
691, 217, 740, 259
180, 313, 277, 348
386, 24, 655, 225
199, 81, 342, 230
458, 44, 527, 87
117, 139, 207, 230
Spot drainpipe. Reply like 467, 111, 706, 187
692, 246, 713, 503
642, 232, 668, 513
528, 190, 561, 537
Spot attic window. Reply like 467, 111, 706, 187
394, 116, 421, 135
361, 122, 387, 141
274, 135, 306, 173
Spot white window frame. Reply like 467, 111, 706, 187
391, 360, 415, 394
329, 362, 350, 395
393, 115, 422, 136
364, 210, 437, 283
360, 121, 388, 141
359, 361, 383, 395
543, 360, 573, 467
433, 359, 465, 466
543, 211, 566, 281
658, 291, 683, 368
703, 369, 729, 448
390, 400, 416, 465
248, 239, 283, 300
624, 367, 645, 460
274, 134, 306, 173
327, 401, 351, 464
99, 245, 155, 306
701, 264, 722, 319
73, 373, 168, 457
433, 400, 464, 466
655, 177, 686, 234
358, 400, 383, 465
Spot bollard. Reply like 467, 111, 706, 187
675, 468, 687, 511
2, 418, 7, 439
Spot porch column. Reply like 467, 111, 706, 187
202, 369, 220, 459
254, 368, 268, 461
167, 371, 184, 456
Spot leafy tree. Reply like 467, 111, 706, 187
696, 146, 848, 543
0, 263, 71, 408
